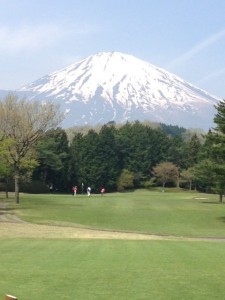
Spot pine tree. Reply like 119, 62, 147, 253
33, 128, 70, 192
186, 134, 201, 168
98, 124, 120, 191
194, 100, 225, 202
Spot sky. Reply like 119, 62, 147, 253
0, 0, 225, 99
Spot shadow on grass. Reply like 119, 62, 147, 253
217, 216, 225, 223
0, 204, 31, 212
0, 207, 20, 215
202, 201, 225, 205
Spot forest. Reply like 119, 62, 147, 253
1, 95, 225, 202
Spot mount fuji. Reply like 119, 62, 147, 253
19, 52, 220, 130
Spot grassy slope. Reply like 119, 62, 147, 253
8, 190, 225, 238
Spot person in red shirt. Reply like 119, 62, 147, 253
72, 186, 78, 196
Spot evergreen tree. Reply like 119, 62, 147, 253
70, 132, 84, 191
116, 122, 170, 186
51, 128, 70, 191
214, 100, 225, 133
194, 100, 225, 201
185, 134, 202, 167
98, 124, 120, 191
33, 128, 70, 192
72, 129, 101, 192
166, 135, 187, 169
159, 123, 186, 136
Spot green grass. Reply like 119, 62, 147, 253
0, 239, 225, 300
5, 189, 225, 237
1, 190, 225, 299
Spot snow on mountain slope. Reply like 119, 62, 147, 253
20, 52, 220, 129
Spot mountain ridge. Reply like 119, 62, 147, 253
4, 52, 222, 129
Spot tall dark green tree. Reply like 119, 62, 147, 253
194, 100, 225, 201
70, 129, 101, 192
68, 121, 204, 194
70, 126, 120, 192
70, 132, 84, 190
51, 128, 70, 191
97, 124, 120, 191
33, 128, 70, 192
167, 135, 187, 169
185, 134, 202, 168
116, 121, 170, 186
214, 100, 225, 132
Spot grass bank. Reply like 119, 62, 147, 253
5, 190, 225, 238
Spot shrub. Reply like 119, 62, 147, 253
20, 180, 49, 194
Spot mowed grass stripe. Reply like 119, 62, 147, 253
0, 239, 224, 300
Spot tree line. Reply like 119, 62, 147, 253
1, 94, 225, 202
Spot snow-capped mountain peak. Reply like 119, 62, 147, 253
20, 51, 220, 129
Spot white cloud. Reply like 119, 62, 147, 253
166, 28, 225, 69
197, 67, 225, 84
0, 24, 64, 53
0, 23, 101, 54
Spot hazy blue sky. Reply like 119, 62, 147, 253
0, 0, 225, 98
